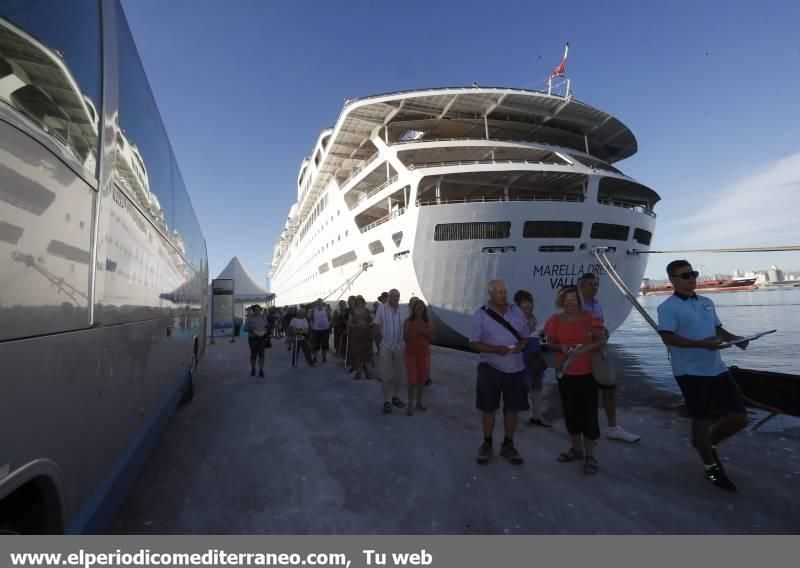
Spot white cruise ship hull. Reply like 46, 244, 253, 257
269, 87, 659, 345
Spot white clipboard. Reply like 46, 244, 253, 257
719, 329, 776, 348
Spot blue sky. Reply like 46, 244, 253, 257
121, 0, 800, 282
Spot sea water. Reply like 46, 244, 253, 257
611, 286, 800, 393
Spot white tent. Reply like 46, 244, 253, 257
208, 257, 273, 337
214, 256, 270, 304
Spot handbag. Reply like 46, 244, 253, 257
591, 351, 615, 386
583, 315, 615, 386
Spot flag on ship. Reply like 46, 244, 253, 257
551, 43, 569, 78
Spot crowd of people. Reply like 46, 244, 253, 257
244, 290, 434, 415
241, 259, 752, 492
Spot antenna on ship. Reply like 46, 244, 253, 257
547, 42, 571, 97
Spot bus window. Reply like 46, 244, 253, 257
115, 7, 174, 237
0, 1, 101, 174
0, 2, 98, 340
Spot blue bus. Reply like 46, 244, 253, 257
0, 0, 207, 533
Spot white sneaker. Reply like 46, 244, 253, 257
606, 425, 640, 443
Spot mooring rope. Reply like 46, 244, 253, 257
322, 262, 371, 303
630, 245, 800, 255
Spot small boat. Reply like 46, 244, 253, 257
640, 277, 758, 295
729, 366, 800, 417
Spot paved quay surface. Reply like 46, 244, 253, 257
113, 339, 800, 534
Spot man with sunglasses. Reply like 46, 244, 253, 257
657, 260, 749, 492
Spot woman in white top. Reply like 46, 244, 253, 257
244, 305, 269, 378
289, 306, 314, 367
309, 298, 331, 363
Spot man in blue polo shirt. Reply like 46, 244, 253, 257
657, 260, 749, 492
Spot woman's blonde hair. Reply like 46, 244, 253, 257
554, 285, 583, 308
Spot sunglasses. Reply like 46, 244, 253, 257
674, 270, 699, 280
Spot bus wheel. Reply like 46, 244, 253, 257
180, 351, 196, 405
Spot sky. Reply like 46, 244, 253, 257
120, 0, 800, 283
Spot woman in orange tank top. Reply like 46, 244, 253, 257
543, 286, 606, 475
404, 300, 433, 415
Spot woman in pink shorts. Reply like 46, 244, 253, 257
404, 300, 433, 415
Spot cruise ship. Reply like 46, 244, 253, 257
269, 86, 660, 344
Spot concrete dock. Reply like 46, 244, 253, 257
113, 339, 800, 534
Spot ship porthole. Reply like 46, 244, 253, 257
579, 243, 587, 250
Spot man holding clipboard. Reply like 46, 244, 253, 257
657, 260, 752, 492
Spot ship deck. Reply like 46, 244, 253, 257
113, 340, 800, 534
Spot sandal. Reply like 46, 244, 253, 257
583, 456, 599, 475
558, 448, 584, 462
528, 417, 553, 427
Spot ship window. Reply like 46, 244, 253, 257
368, 240, 385, 255
319, 263, 329, 274
392, 231, 403, 246
523, 221, 583, 239
434, 222, 511, 241
332, 250, 357, 268
539, 245, 575, 252
633, 228, 652, 246
590, 223, 629, 241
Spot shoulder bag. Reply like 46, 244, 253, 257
481, 306, 548, 373
585, 315, 615, 386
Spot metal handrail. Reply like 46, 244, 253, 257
338, 152, 380, 191
416, 194, 584, 206
407, 159, 572, 170
342, 86, 564, 108
348, 175, 400, 210
598, 198, 657, 218
389, 137, 568, 149
358, 207, 407, 233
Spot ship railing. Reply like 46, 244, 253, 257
416, 194, 584, 207
392, 136, 578, 155
343, 86, 555, 108
338, 152, 381, 190
406, 159, 572, 170
392, 137, 626, 168
348, 175, 400, 210
393, 136, 504, 146
358, 207, 407, 233
598, 198, 656, 218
